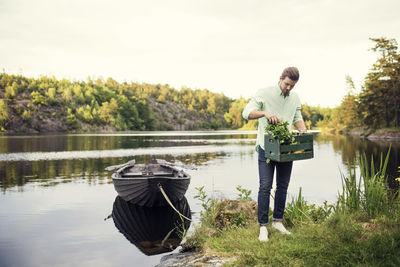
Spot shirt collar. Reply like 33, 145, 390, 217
275, 84, 290, 97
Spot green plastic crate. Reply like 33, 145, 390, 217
264, 134, 314, 162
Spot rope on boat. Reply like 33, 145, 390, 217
158, 184, 192, 222
160, 227, 176, 248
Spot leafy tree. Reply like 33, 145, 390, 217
46, 87, 59, 105
105, 77, 120, 91
83, 85, 95, 104
0, 99, 8, 130
22, 110, 31, 122
31, 91, 47, 106
157, 84, 173, 103
5, 85, 16, 99
116, 95, 141, 130
359, 37, 400, 128
337, 75, 359, 128
136, 98, 154, 130
77, 105, 94, 122
224, 97, 248, 129
62, 86, 73, 102
72, 84, 85, 104
66, 108, 80, 129
98, 99, 118, 124
339, 94, 359, 128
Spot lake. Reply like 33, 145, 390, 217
0, 131, 399, 267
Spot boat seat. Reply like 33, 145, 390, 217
152, 172, 174, 176
122, 171, 175, 177
123, 172, 143, 176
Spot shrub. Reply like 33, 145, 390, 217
22, 110, 31, 122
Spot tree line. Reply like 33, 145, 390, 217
0, 74, 238, 132
317, 37, 400, 132
224, 38, 400, 132
0, 37, 397, 133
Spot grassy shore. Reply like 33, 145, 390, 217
184, 152, 400, 266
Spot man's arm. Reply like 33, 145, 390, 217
294, 120, 307, 135
248, 110, 280, 124
242, 89, 280, 124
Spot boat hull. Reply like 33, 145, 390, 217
111, 163, 191, 207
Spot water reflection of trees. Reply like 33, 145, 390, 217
316, 134, 358, 166
0, 158, 111, 191
315, 134, 400, 188
358, 140, 400, 189
0, 134, 256, 153
0, 152, 223, 192
0, 135, 172, 153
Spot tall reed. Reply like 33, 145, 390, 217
284, 187, 311, 226
284, 187, 333, 227
360, 151, 390, 217
338, 165, 362, 213
338, 147, 391, 218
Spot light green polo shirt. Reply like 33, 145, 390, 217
242, 84, 303, 151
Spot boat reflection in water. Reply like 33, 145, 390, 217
112, 195, 191, 256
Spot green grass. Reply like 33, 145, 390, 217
185, 148, 400, 266
187, 213, 400, 266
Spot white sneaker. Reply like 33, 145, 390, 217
258, 226, 268, 242
272, 221, 291, 235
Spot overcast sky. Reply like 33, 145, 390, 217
1, 0, 400, 107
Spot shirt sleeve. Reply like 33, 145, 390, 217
293, 105, 303, 123
293, 94, 303, 123
242, 90, 264, 120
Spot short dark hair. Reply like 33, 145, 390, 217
281, 67, 300, 81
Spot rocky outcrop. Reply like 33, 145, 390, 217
156, 251, 236, 267
344, 128, 400, 141
366, 129, 400, 141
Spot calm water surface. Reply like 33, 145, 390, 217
0, 131, 399, 267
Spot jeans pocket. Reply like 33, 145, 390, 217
258, 147, 265, 162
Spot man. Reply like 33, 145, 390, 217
242, 67, 307, 242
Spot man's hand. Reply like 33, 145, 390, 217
265, 112, 280, 124
298, 128, 307, 135
294, 120, 307, 135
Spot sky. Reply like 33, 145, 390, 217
1, 0, 400, 107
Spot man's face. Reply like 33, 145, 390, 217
279, 76, 297, 96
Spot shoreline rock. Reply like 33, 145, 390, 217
343, 128, 400, 141
366, 129, 400, 141
156, 251, 236, 267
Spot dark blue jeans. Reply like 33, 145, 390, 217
258, 147, 293, 225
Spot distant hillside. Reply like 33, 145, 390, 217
0, 73, 248, 133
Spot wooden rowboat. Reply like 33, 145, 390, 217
111, 161, 191, 207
